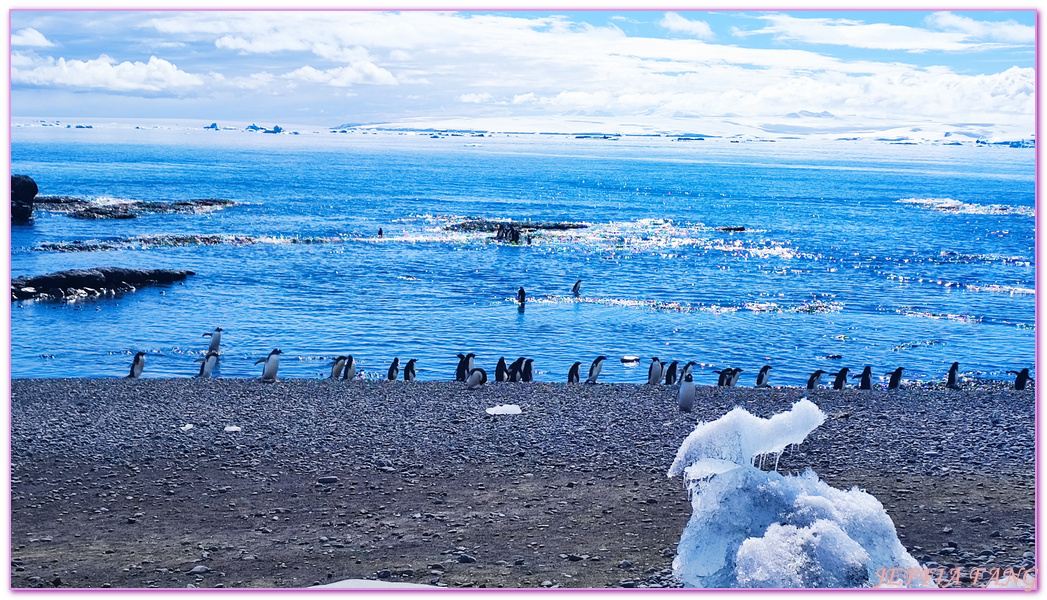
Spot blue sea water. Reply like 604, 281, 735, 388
9, 122, 1036, 386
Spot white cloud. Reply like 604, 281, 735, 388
736, 13, 989, 52
231, 71, 275, 90
512, 93, 536, 104
925, 12, 1035, 44
659, 12, 714, 40
282, 63, 398, 87
11, 28, 55, 48
12, 53, 204, 92
458, 92, 492, 103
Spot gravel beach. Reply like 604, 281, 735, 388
9, 378, 1036, 589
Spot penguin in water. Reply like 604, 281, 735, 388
1009, 368, 1031, 390
495, 357, 509, 382
342, 355, 357, 380
127, 351, 146, 379
517, 287, 526, 305
403, 358, 417, 382
854, 366, 872, 390
677, 373, 695, 413
586, 356, 607, 384
663, 361, 679, 385
946, 362, 961, 389
572, 280, 582, 297
196, 351, 219, 378
647, 358, 663, 385
728, 368, 744, 387
256, 349, 283, 382
567, 361, 582, 384
807, 369, 826, 390
466, 368, 487, 390
829, 367, 850, 390
203, 327, 223, 354
387, 357, 400, 381
754, 365, 772, 388
455, 354, 469, 382
886, 367, 904, 390
522, 359, 534, 382
330, 356, 348, 379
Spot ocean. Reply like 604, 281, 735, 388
9, 120, 1036, 386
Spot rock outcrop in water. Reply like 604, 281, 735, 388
11, 175, 38, 224
33, 196, 235, 220
11, 267, 195, 301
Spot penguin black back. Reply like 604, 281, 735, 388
567, 361, 581, 384
664, 361, 679, 385
854, 365, 872, 390
404, 358, 417, 381
522, 359, 534, 383
1009, 368, 1031, 390
495, 357, 509, 382
886, 367, 904, 390
830, 368, 849, 390
807, 369, 825, 390
387, 357, 400, 381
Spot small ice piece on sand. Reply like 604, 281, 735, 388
180, 424, 194, 431
223, 425, 242, 432
486, 404, 522, 415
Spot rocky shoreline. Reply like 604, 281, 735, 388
10, 379, 1035, 589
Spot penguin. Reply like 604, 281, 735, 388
387, 357, 400, 381
495, 357, 509, 382
465, 353, 476, 374
196, 350, 219, 378
330, 356, 348, 379
679, 361, 697, 383
508, 357, 526, 382
714, 369, 729, 387
886, 367, 904, 390
567, 361, 582, 384
854, 365, 872, 390
807, 369, 826, 390
754, 365, 772, 388
663, 361, 679, 385
202, 327, 223, 354
946, 362, 961, 389
586, 356, 607, 384
466, 367, 487, 390
522, 359, 534, 383
455, 353, 469, 382
127, 351, 146, 379
728, 368, 744, 387
517, 287, 526, 305
378, 227, 383, 238
256, 348, 283, 382
647, 357, 663, 385
342, 355, 357, 380
677, 373, 695, 413
1008, 368, 1031, 390
572, 280, 582, 297
829, 367, 850, 390
403, 358, 417, 382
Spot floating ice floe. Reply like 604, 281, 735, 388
897, 197, 1034, 217
223, 425, 242, 432
668, 399, 929, 589
486, 404, 522, 415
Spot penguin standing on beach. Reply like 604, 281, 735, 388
455, 354, 469, 382
714, 369, 729, 387
522, 359, 534, 382
586, 356, 607, 384
387, 358, 400, 381
330, 356, 348, 379
203, 327, 223, 354
663, 361, 679, 385
495, 357, 509, 382
946, 362, 961, 389
647, 358, 663, 385
679, 361, 697, 383
567, 361, 582, 383
677, 373, 695, 412
403, 359, 417, 382
728, 368, 744, 387
127, 351, 146, 379
507, 357, 526, 382
1009, 368, 1031, 390
342, 355, 357, 380
754, 365, 772, 388
466, 368, 487, 390
807, 369, 826, 390
256, 348, 283, 382
572, 280, 582, 297
829, 367, 850, 390
854, 366, 872, 390
886, 367, 904, 390
196, 350, 219, 378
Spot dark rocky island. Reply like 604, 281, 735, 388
11, 174, 38, 224
11, 267, 195, 301
34, 196, 235, 220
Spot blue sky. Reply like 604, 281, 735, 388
9, 10, 1036, 129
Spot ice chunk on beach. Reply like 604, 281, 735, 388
669, 399, 928, 588
223, 425, 241, 432
180, 424, 194, 431
486, 404, 522, 415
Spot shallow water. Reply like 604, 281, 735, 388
10, 122, 1036, 385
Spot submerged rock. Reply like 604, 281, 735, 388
11, 175, 38, 224
11, 267, 195, 301
34, 196, 235, 220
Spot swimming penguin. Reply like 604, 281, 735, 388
1008, 368, 1031, 390
196, 350, 219, 378
664, 361, 679, 385
677, 373, 695, 412
647, 358, 663, 385
127, 351, 146, 379
586, 355, 608, 384
455, 353, 469, 382
522, 359, 534, 382
886, 367, 904, 390
495, 357, 509, 382
256, 348, 283, 382
572, 280, 582, 297
829, 367, 850, 390
466, 368, 487, 390
517, 287, 526, 305
807, 369, 826, 390
378, 227, 383, 238
854, 365, 872, 390
387, 357, 400, 381
754, 365, 772, 388
403, 358, 417, 382
202, 327, 223, 354
567, 361, 582, 384
330, 356, 348, 379
946, 362, 961, 389
728, 368, 744, 387
342, 355, 357, 380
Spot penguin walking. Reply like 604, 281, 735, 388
854, 365, 872, 390
677, 373, 695, 412
342, 355, 357, 380
256, 349, 283, 382
728, 368, 744, 387
522, 359, 534, 383
403, 358, 418, 382
663, 361, 679, 385
806, 369, 826, 390
572, 280, 582, 297
886, 367, 904, 390
466, 368, 487, 390
1009, 368, 1031, 390
829, 367, 850, 390
946, 362, 961, 389
754, 365, 772, 388
495, 357, 509, 382
586, 356, 607, 384
517, 287, 526, 305
127, 351, 146, 379
196, 350, 219, 378
387, 358, 400, 381
203, 327, 223, 354
330, 356, 348, 379
647, 357, 663, 385
567, 361, 582, 384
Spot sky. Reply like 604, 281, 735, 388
8, 9, 1037, 133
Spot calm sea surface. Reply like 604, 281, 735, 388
9, 123, 1036, 386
